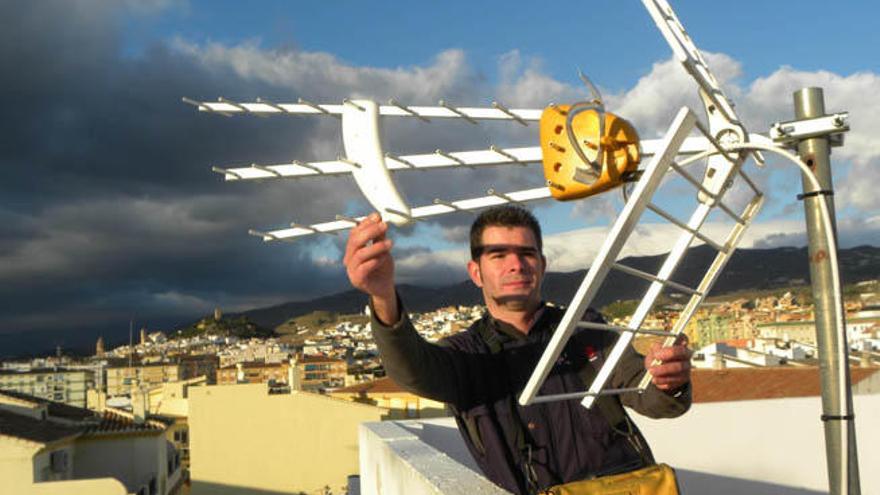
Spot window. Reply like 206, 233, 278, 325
50, 450, 69, 473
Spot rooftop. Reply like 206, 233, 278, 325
690, 366, 880, 402
0, 408, 82, 444
0, 389, 168, 442
360, 394, 880, 494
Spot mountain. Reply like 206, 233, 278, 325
238, 245, 880, 329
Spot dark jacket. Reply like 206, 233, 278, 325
371, 300, 690, 494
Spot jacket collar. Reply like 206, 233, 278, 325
485, 302, 552, 343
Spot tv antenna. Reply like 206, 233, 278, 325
183, 1, 858, 493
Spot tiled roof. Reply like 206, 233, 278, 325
83, 409, 164, 435
300, 355, 345, 364
0, 390, 167, 441
0, 409, 83, 444
691, 366, 880, 403
333, 377, 404, 394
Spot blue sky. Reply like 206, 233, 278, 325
124, 0, 878, 88
1, 0, 878, 352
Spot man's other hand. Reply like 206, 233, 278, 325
343, 213, 398, 324
645, 336, 693, 392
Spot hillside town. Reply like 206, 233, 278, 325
2, 280, 879, 494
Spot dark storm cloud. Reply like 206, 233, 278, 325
0, 0, 576, 346
0, 1, 366, 338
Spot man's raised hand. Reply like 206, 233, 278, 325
343, 213, 399, 324
644, 335, 693, 392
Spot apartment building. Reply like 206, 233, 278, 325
105, 364, 181, 396
216, 355, 346, 391
0, 368, 94, 408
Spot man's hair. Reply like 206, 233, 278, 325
469, 205, 543, 260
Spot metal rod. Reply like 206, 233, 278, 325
184, 97, 232, 117
388, 98, 429, 122
335, 214, 361, 225
384, 153, 419, 170
438, 100, 477, 124
218, 97, 260, 117
181, 97, 204, 109
611, 262, 702, 296
576, 321, 675, 338
795, 87, 860, 495
337, 156, 361, 169
549, 102, 567, 116
530, 388, 643, 404
668, 160, 746, 224
256, 97, 289, 113
211, 166, 242, 180
490, 145, 525, 165
251, 163, 281, 176
342, 98, 365, 112
492, 101, 528, 126
290, 222, 335, 236
292, 160, 322, 174
433, 198, 473, 214
434, 149, 468, 167
546, 180, 566, 192
385, 207, 420, 222
486, 188, 519, 204
248, 229, 278, 241
217, 97, 244, 109
297, 97, 338, 118
646, 202, 726, 252
290, 222, 318, 232
738, 168, 762, 195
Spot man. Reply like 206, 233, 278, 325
344, 205, 692, 494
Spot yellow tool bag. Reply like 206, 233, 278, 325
543, 462, 680, 495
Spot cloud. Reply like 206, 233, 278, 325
391, 217, 880, 284
1, 0, 878, 350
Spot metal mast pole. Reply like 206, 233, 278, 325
794, 87, 860, 495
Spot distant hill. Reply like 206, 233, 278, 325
237, 245, 880, 329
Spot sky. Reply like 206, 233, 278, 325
1, 0, 879, 354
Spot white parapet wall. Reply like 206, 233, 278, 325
360, 395, 879, 495
359, 420, 508, 495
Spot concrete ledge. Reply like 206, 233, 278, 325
359, 420, 509, 495
359, 394, 879, 495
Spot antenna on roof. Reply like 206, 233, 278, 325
183, 1, 857, 492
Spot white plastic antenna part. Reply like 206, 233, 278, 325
183, 97, 542, 121
249, 187, 551, 241
210, 136, 770, 182
341, 99, 410, 226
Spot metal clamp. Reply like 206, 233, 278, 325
770, 112, 849, 146
797, 190, 834, 201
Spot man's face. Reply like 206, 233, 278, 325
467, 225, 546, 312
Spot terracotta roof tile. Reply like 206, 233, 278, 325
333, 377, 404, 394
691, 366, 880, 403
84, 409, 164, 435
